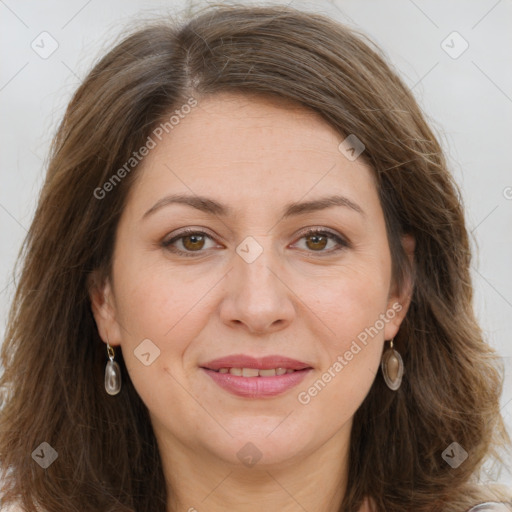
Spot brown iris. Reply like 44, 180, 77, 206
304, 233, 328, 251
181, 234, 206, 251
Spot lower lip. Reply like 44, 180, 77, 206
201, 368, 312, 398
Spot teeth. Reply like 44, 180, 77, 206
242, 368, 259, 377
215, 367, 299, 377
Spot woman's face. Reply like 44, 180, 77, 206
91, 92, 412, 470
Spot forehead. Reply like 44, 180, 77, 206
126, 92, 379, 221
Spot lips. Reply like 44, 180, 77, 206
201, 354, 312, 372
200, 354, 313, 398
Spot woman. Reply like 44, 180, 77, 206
0, 4, 510, 511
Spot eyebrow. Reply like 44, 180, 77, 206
142, 193, 365, 221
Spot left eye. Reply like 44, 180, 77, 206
162, 228, 348, 257
293, 228, 348, 253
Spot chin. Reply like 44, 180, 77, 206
204, 429, 310, 468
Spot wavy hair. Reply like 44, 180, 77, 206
1, 4, 510, 511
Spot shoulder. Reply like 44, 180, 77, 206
466, 503, 512, 511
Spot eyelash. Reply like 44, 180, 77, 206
161, 227, 349, 258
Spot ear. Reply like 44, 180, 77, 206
384, 234, 415, 341
87, 270, 123, 346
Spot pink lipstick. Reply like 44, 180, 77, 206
200, 354, 313, 398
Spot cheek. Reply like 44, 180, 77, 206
302, 253, 391, 387
113, 239, 215, 337
307, 255, 391, 333
110, 254, 205, 386
297, 281, 386, 420
318, 284, 387, 369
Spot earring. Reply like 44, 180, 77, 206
381, 338, 404, 391
104, 341, 122, 396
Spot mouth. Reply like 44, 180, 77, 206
200, 354, 313, 398
206, 367, 304, 377
201, 353, 312, 372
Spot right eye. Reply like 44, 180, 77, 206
162, 229, 219, 257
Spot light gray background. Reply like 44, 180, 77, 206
1, 0, 511, 488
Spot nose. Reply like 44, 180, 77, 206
218, 235, 296, 335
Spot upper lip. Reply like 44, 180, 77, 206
201, 354, 312, 371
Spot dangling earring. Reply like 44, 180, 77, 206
104, 341, 122, 396
381, 338, 404, 391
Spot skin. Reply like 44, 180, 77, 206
90, 92, 414, 512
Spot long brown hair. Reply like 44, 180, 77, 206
1, 4, 510, 511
